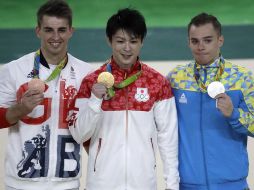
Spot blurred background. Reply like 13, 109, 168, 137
0, 0, 253, 189
0, 0, 254, 63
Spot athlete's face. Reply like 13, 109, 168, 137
108, 29, 143, 69
188, 23, 224, 65
36, 15, 73, 60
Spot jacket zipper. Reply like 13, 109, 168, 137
150, 138, 156, 169
94, 138, 102, 172
49, 79, 60, 178
200, 89, 210, 189
124, 72, 129, 190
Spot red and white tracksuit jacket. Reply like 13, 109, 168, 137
69, 59, 179, 190
0, 52, 93, 190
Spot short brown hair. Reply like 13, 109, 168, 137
37, 0, 72, 27
188, 12, 222, 36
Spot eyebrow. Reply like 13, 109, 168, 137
190, 36, 213, 40
203, 36, 213, 39
43, 26, 67, 30
115, 36, 125, 39
114, 35, 138, 40
43, 27, 53, 30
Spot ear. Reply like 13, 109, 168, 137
218, 35, 224, 47
187, 37, 191, 48
141, 40, 144, 47
106, 37, 112, 47
69, 27, 74, 37
35, 26, 40, 38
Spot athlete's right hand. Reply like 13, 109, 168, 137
92, 83, 107, 99
20, 89, 44, 115
6, 89, 44, 125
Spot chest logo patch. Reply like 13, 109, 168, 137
135, 88, 150, 102
179, 93, 187, 104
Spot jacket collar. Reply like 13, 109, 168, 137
109, 56, 142, 75
39, 49, 68, 69
40, 50, 50, 69
196, 56, 221, 70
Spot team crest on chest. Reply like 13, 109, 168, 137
135, 88, 150, 102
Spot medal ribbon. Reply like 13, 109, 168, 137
106, 62, 142, 99
33, 50, 67, 83
194, 56, 225, 92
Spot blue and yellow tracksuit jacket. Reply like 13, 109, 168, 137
167, 57, 254, 190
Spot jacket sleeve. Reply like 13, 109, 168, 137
154, 96, 179, 190
227, 70, 254, 137
69, 94, 102, 144
68, 74, 103, 144
0, 64, 16, 128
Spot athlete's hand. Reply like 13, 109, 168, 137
20, 89, 44, 115
215, 93, 233, 117
92, 83, 107, 99
6, 89, 44, 125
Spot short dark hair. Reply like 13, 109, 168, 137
37, 0, 72, 27
188, 12, 222, 36
106, 8, 147, 42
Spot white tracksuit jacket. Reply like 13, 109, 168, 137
0, 52, 93, 190
69, 59, 179, 190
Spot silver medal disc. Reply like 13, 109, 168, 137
207, 81, 225, 99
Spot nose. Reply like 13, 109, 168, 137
124, 42, 131, 51
197, 41, 205, 50
52, 31, 60, 40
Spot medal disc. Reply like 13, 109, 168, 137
97, 72, 114, 88
207, 81, 225, 98
28, 78, 45, 93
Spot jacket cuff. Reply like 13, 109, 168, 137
88, 93, 103, 113
0, 108, 12, 128
226, 108, 240, 125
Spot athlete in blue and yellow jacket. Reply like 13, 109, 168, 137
167, 12, 254, 190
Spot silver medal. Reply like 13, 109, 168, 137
207, 81, 225, 99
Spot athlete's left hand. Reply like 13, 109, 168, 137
215, 93, 233, 117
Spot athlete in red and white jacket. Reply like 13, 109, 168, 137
70, 57, 179, 190
69, 8, 179, 190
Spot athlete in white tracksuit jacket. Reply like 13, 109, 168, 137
69, 8, 179, 190
0, 51, 92, 190
0, 1, 93, 189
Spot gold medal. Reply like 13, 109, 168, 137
97, 72, 114, 88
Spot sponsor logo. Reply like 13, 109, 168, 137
179, 93, 187, 104
70, 66, 76, 79
27, 70, 35, 78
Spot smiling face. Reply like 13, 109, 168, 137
36, 15, 73, 62
108, 29, 143, 69
188, 23, 224, 65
